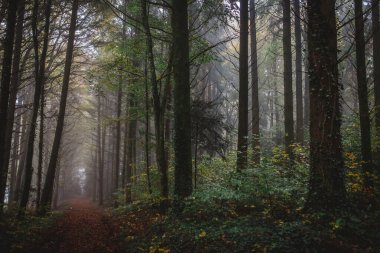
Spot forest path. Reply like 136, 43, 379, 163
39, 197, 120, 253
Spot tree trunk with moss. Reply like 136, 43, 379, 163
306, 0, 346, 211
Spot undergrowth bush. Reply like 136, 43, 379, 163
116, 148, 380, 253
192, 148, 309, 212
0, 212, 62, 253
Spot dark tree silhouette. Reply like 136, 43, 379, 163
306, 0, 346, 210
19, 0, 53, 214
354, 0, 373, 189
172, 0, 193, 206
294, 0, 303, 144
283, 0, 294, 160
40, 0, 79, 213
250, 0, 260, 164
0, 0, 20, 214
237, 0, 249, 171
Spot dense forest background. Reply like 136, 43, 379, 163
0, 0, 380, 252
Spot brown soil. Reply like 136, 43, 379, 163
37, 197, 120, 253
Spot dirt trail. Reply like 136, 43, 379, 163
38, 198, 120, 253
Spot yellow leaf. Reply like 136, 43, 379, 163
199, 230, 207, 238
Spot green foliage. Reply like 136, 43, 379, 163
342, 114, 380, 198
0, 212, 62, 253
190, 37, 216, 65
108, 148, 380, 253
188, 153, 309, 218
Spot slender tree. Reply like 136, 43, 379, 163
40, 0, 79, 213
8, 111, 22, 204
97, 95, 104, 205
122, 101, 128, 190
301, 0, 310, 130
294, 0, 303, 144
0, 0, 25, 210
144, 57, 152, 195
354, 0, 373, 189
36, 83, 45, 208
0, 0, 19, 213
114, 78, 122, 192
19, 0, 53, 214
283, 0, 294, 160
306, 0, 346, 210
237, 0, 249, 171
250, 0, 260, 164
125, 96, 136, 203
140, 0, 172, 202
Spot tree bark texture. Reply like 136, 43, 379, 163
237, 0, 249, 171
172, 0, 193, 201
306, 0, 346, 210
283, 0, 294, 160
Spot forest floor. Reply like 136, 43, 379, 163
1, 196, 380, 253
36, 197, 121, 253
0, 198, 123, 253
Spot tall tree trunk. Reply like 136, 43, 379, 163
302, 0, 310, 129
92, 140, 97, 202
303, 43, 310, 128
163, 50, 173, 199
270, 91, 274, 130
237, 0, 249, 171
354, 0, 373, 189
52, 162, 60, 209
39, 0, 79, 214
172, 0, 193, 205
306, 0, 346, 211
283, 0, 294, 160
144, 56, 152, 195
109, 127, 115, 197
294, 0, 304, 144
8, 111, 22, 206
114, 80, 122, 192
13, 97, 29, 204
122, 105, 128, 189
0, 0, 19, 213
194, 124, 199, 189
97, 95, 104, 206
272, 53, 282, 145
140, 0, 169, 201
121, 0, 128, 191
0, 0, 25, 211
164, 79, 172, 179
372, 0, 380, 177
1, 0, 25, 210
102, 104, 107, 201
19, 0, 52, 214
36, 83, 45, 208
126, 101, 136, 203
8, 49, 31, 204
250, 0, 260, 164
